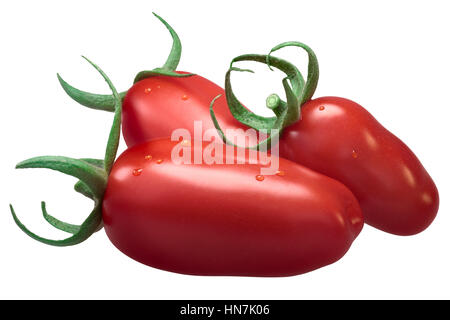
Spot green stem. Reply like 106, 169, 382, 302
266, 94, 286, 118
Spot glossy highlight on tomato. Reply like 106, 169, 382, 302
102, 138, 363, 276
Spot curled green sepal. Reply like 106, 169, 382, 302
9, 156, 107, 246
153, 12, 182, 72
222, 54, 304, 131
133, 13, 195, 82
10, 57, 122, 246
210, 75, 299, 151
58, 13, 193, 112
42, 199, 104, 234
43, 158, 105, 234
57, 74, 125, 112
10, 203, 102, 247
41, 202, 81, 234
267, 41, 319, 105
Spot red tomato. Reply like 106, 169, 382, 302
102, 138, 363, 276
122, 77, 438, 235
279, 97, 438, 236
122, 72, 246, 147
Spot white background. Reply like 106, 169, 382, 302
1, 0, 449, 299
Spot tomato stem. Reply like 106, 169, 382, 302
266, 94, 286, 118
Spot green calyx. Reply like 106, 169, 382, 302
10, 57, 122, 246
57, 12, 194, 113
210, 41, 319, 150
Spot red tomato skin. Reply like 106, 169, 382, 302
123, 74, 437, 235
122, 72, 246, 147
102, 138, 363, 277
279, 97, 439, 236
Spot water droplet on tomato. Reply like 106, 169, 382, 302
133, 168, 143, 176
319, 106, 325, 111
144, 155, 152, 161
181, 95, 189, 101
255, 175, 265, 181
144, 88, 152, 94
276, 170, 285, 177
156, 159, 164, 164
157, 85, 161, 89
352, 150, 358, 159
